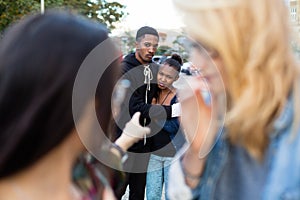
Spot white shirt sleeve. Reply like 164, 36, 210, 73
167, 145, 193, 200
171, 102, 181, 117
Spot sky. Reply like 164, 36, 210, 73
110, 0, 184, 34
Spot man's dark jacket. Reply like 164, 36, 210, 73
116, 53, 172, 152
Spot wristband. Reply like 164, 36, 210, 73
110, 143, 128, 164
182, 166, 201, 181
180, 155, 201, 181
171, 102, 181, 117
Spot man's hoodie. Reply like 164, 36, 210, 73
116, 53, 172, 152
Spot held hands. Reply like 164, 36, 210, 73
115, 112, 150, 151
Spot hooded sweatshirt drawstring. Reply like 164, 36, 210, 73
143, 64, 153, 144
143, 64, 153, 92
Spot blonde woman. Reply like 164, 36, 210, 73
168, 0, 300, 199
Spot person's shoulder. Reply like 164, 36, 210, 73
171, 95, 178, 104
149, 62, 159, 67
149, 62, 160, 72
121, 53, 141, 73
122, 52, 133, 61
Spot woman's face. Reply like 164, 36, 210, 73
176, 43, 227, 157
189, 43, 226, 95
157, 64, 179, 90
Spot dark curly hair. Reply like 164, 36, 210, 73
162, 53, 183, 72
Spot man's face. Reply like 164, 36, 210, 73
135, 34, 159, 64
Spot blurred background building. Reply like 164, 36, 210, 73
286, 0, 300, 56
287, 0, 300, 35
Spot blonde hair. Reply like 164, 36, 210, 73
174, 0, 300, 159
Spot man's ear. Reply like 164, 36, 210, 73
135, 41, 139, 50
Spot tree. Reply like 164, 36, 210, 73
172, 34, 190, 61
156, 45, 173, 56
0, 0, 126, 33
121, 31, 135, 54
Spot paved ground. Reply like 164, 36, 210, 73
121, 186, 166, 200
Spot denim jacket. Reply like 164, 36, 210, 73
168, 95, 300, 200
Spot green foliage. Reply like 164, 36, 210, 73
172, 34, 189, 61
122, 31, 135, 54
0, 0, 126, 33
0, 0, 39, 32
156, 45, 173, 56
292, 41, 300, 58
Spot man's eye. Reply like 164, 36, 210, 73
144, 43, 151, 47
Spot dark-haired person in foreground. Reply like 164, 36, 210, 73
0, 11, 150, 200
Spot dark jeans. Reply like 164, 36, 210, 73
115, 146, 151, 200
128, 171, 147, 200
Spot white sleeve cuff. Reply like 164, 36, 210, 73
171, 102, 181, 117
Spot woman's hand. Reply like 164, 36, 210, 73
179, 77, 219, 187
180, 78, 218, 156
